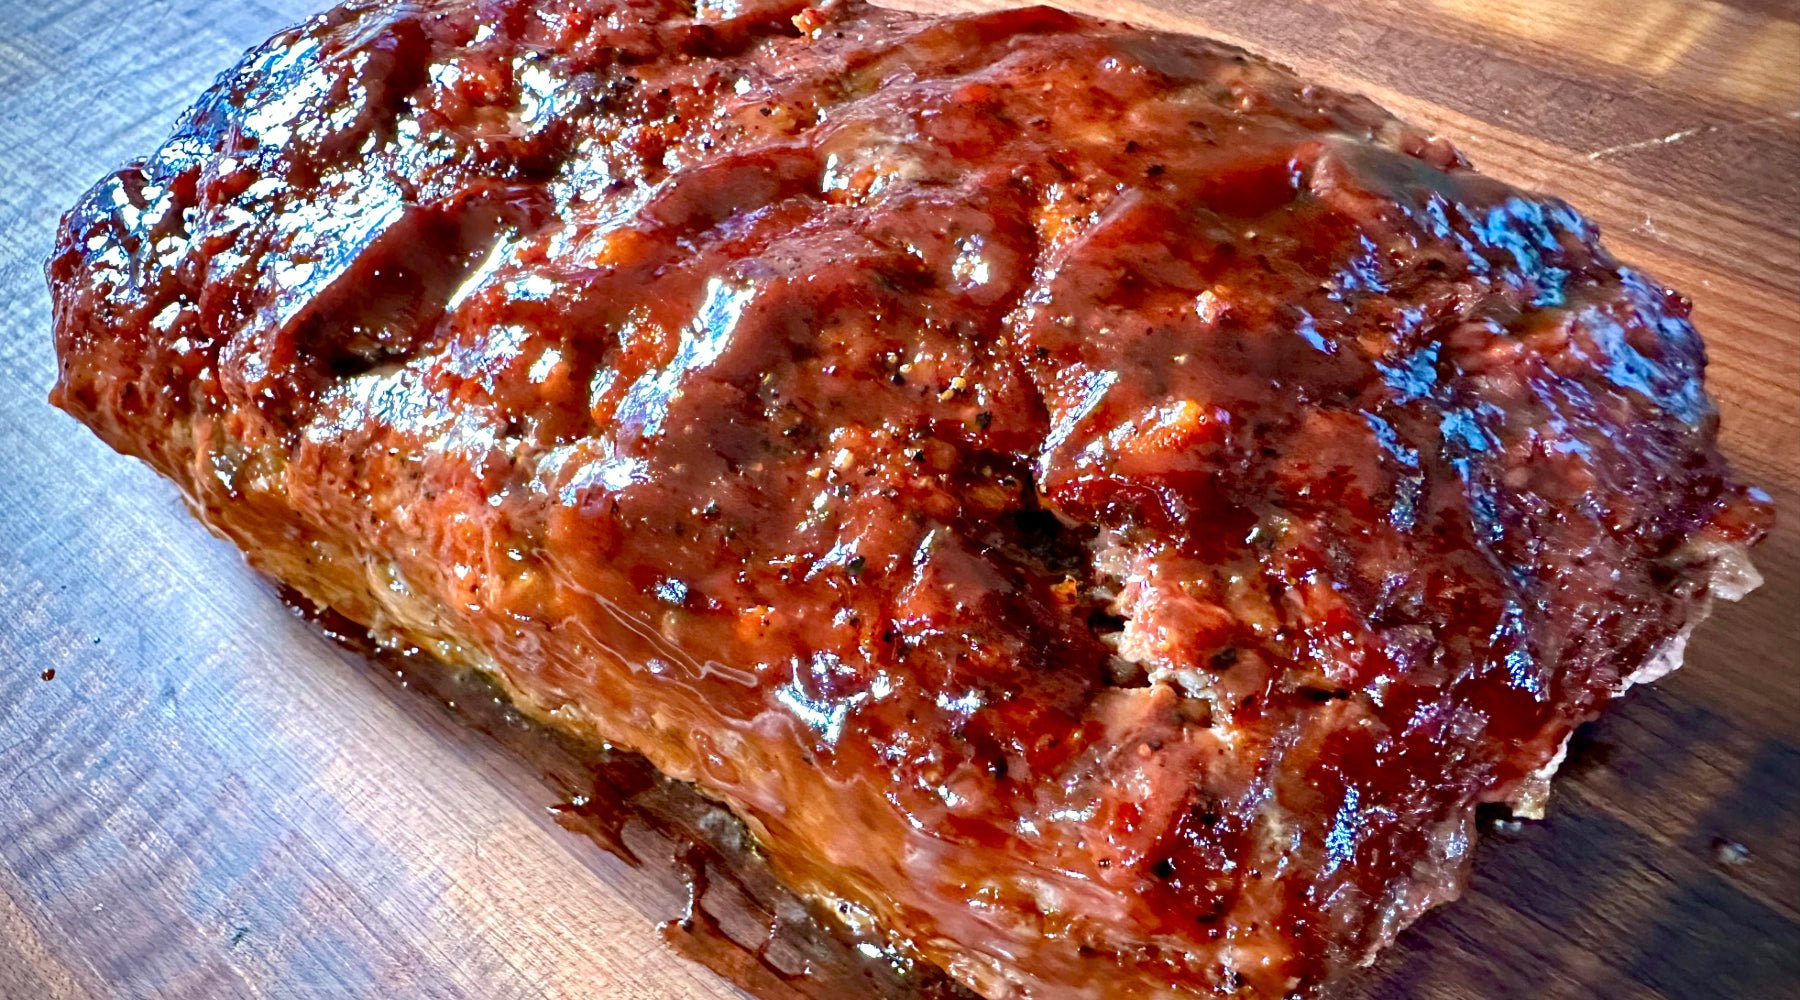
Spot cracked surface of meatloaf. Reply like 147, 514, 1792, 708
48, 0, 1772, 996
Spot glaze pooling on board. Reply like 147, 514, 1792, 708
48, 0, 1771, 996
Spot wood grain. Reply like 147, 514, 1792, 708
1, 1, 1795, 998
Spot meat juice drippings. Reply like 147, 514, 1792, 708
293, 592, 976, 1000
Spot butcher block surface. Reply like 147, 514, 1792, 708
1, 1, 1795, 998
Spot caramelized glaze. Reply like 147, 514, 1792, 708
51, 1, 1770, 995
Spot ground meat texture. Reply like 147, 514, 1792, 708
48, 1, 1772, 997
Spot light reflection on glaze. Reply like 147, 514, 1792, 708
616, 276, 758, 443
1323, 786, 1361, 875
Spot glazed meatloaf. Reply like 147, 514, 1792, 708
49, 0, 1771, 996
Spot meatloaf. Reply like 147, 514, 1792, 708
48, 0, 1772, 996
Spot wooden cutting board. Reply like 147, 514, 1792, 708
1, 1, 1795, 997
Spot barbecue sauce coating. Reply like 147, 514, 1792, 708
49, 1, 1771, 996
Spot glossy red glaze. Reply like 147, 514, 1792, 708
49, 1, 1771, 996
